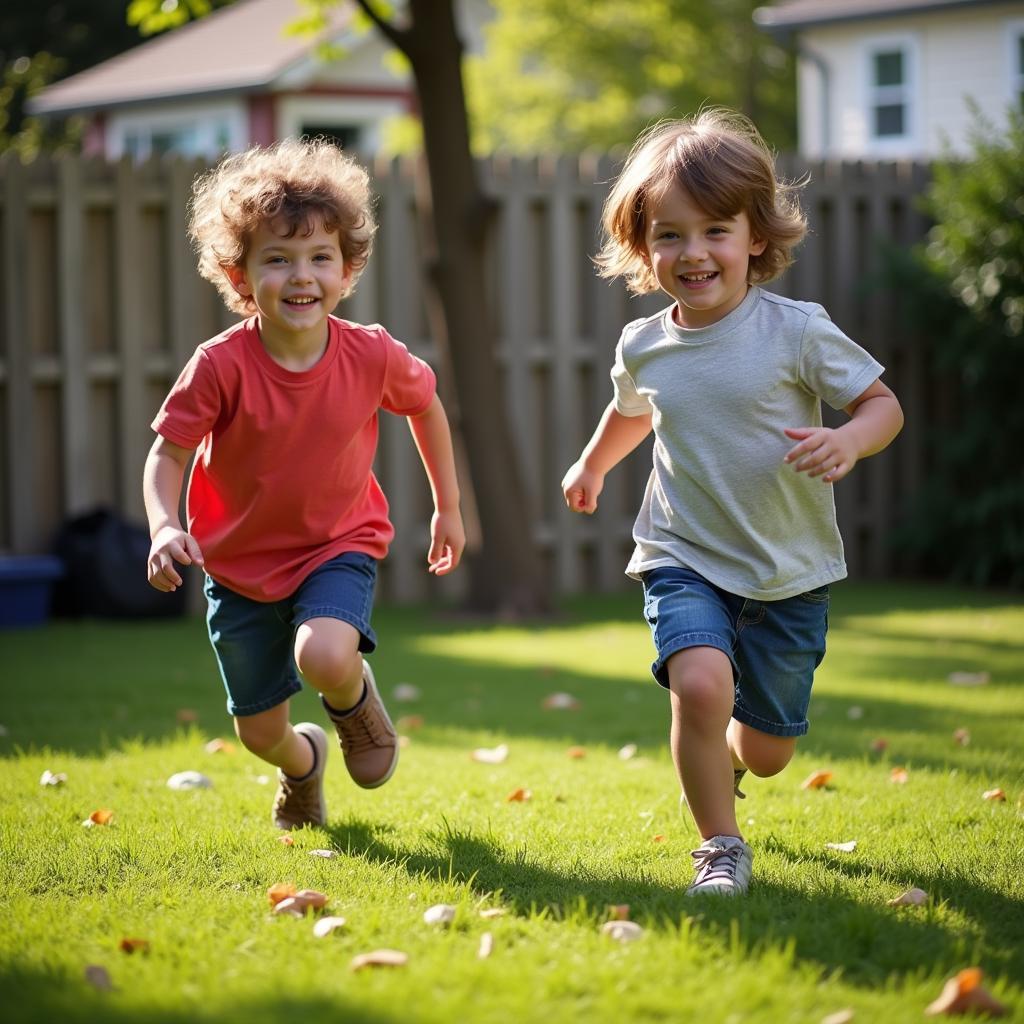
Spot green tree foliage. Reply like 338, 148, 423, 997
888, 109, 1024, 587
464, 0, 796, 154
1, 0, 233, 157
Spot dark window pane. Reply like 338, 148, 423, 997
875, 103, 905, 136
874, 50, 904, 87
301, 124, 361, 150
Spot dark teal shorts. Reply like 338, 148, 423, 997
203, 551, 377, 717
640, 565, 830, 738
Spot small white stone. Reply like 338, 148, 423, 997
618, 744, 638, 760
423, 903, 456, 926
40, 770, 67, 786
601, 920, 643, 942
166, 771, 212, 790
309, 849, 337, 859
313, 916, 347, 937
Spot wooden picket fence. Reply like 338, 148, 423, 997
0, 152, 932, 604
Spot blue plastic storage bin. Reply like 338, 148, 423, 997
0, 556, 64, 628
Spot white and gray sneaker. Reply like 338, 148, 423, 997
685, 835, 753, 896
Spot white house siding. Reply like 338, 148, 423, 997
797, 2, 1024, 158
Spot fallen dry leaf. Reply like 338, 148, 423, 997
479, 907, 507, 919
542, 692, 579, 710
267, 882, 297, 906
801, 770, 833, 790
118, 938, 150, 954
887, 887, 928, 907
925, 967, 1008, 1017
608, 904, 630, 920
825, 840, 858, 853
506, 787, 532, 802
567, 746, 586, 759
423, 904, 456, 926
471, 743, 509, 764
277, 835, 295, 846
652, 834, 666, 843
870, 738, 889, 753
350, 949, 408, 971
166, 770, 212, 790
618, 744, 638, 761
947, 671, 990, 687
890, 767, 909, 785
176, 708, 198, 724
273, 890, 329, 917
953, 728, 971, 746
83, 808, 114, 827
601, 920, 644, 942
982, 788, 1006, 802
84, 964, 114, 991
313, 916, 347, 938
821, 1010, 855, 1024
204, 738, 235, 754
478, 932, 494, 959
39, 770, 67, 786
392, 683, 421, 702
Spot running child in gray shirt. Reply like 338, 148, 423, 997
562, 108, 903, 897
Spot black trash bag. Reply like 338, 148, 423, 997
51, 507, 188, 618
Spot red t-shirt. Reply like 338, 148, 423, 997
152, 316, 436, 601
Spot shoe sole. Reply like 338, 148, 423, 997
354, 661, 399, 790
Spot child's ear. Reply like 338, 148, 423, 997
750, 237, 768, 257
223, 263, 252, 298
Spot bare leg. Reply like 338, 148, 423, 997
294, 617, 364, 710
727, 719, 797, 777
234, 700, 313, 778
667, 646, 740, 841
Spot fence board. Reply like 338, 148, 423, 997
0, 153, 934, 600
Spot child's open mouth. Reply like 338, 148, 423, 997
679, 271, 718, 286
284, 297, 319, 306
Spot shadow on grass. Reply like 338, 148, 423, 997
0, 974, 401, 1024
324, 814, 1024, 989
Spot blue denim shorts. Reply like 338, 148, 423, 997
640, 565, 830, 737
204, 551, 378, 717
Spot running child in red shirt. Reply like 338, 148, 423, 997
144, 139, 465, 829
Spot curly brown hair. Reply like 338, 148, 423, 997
189, 138, 377, 316
595, 108, 807, 295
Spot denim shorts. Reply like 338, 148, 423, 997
204, 551, 378, 717
640, 565, 830, 737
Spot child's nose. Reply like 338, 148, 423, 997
680, 238, 708, 261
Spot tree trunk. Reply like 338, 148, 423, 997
393, 0, 551, 616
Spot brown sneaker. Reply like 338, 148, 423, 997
322, 661, 398, 789
272, 722, 328, 830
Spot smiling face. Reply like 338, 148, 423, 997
226, 215, 350, 354
645, 184, 766, 329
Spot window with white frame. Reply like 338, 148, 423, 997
868, 44, 911, 139
111, 105, 244, 161
1009, 22, 1024, 109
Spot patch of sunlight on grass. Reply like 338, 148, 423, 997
837, 605, 1024, 643
413, 622, 652, 681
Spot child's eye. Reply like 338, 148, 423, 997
708, 227, 728, 236
313, 253, 332, 262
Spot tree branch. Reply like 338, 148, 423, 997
350, 0, 409, 55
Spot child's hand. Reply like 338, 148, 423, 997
562, 461, 604, 514
427, 509, 465, 576
783, 426, 859, 483
147, 526, 204, 592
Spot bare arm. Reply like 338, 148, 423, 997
142, 435, 203, 591
406, 394, 465, 576
784, 378, 904, 483
562, 401, 654, 514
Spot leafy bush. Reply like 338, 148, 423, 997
888, 107, 1024, 587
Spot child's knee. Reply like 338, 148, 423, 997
667, 648, 734, 722
733, 726, 796, 777
294, 619, 361, 689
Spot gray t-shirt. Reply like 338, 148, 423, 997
612, 286, 883, 600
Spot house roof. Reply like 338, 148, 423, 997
29, 0, 362, 117
753, 0, 1017, 34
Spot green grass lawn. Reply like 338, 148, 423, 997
0, 582, 1022, 1023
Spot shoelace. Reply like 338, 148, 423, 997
336, 708, 389, 752
691, 843, 743, 886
